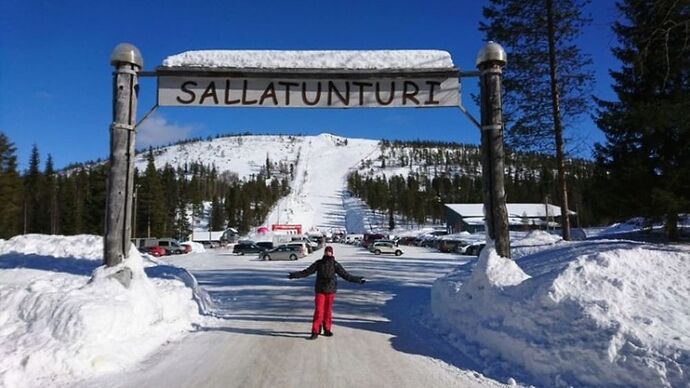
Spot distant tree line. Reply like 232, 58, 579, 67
0, 134, 289, 240
348, 141, 600, 229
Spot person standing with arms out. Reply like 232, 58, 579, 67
288, 245, 366, 340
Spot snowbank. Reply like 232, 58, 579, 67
0, 235, 211, 388
595, 214, 690, 238
431, 239, 690, 387
0, 234, 103, 259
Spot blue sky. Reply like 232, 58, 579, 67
0, 0, 620, 170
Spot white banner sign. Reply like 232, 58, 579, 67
158, 76, 459, 108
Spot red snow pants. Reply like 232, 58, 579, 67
312, 292, 335, 334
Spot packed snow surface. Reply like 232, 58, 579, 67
0, 235, 210, 388
77, 244, 505, 388
432, 232, 690, 387
162, 50, 454, 69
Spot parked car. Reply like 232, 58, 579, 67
261, 244, 300, 261
309, 235, 324, 247
373, 239, 398, 247
363, 233, 386, 249
233, 242, 265, 255
417, 237, 440, 249
255, 241, 275, 251
133, 237, 186, 255
370, 242, 404, 256
179, 242, 194, 253
439, 239, 468, 253
286, 242, 309, 258
397, 236, 417, 246
291, 237, 318, 252
156, 238, 186, 255
145, 246, 167, 257
464, 242, 486, 256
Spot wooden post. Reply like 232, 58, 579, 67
476, 42, 511, 258
104, 43, 143, 267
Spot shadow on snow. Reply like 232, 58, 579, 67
188, 250, 493, 380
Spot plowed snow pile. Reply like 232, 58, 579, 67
0, 235, 211, 388
432, 233, 690, 387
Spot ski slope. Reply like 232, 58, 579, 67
263, 134, 379, 233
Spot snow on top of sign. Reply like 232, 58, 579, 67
161, 50, 454, 70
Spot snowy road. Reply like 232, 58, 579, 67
81, 244, 507, 388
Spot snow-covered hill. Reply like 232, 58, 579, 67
136, 134, 306, 179
136, 133, 378, 182
262, 135, 379, 233
135, 133, 381, 233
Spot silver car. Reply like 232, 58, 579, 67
260, 244, 300, 261
286, 242, 309, 257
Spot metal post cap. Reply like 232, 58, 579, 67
476, 41, 507, 68
110, 43, 143, 68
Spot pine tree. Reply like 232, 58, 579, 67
160, 163, 178, 236
209, 195, 225, 230
173, 199, 191, 240
224, 183, 238, 228
24, 144, 42, 233
0, 132, 23, 238
595, 0, 690, 240
57, 174, 78, 235
137, 150, 166, 237
480, 0, 594, 240
76, 168, 89, 233
480, 0, 594, 150
43, 155, 59, 234
265, 153, 272, 178
84, 164, 108, 234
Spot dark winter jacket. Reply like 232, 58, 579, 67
289, 256, 364, 293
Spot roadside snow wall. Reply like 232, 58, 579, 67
431, 239, 690, 387
0, 234, 211, 388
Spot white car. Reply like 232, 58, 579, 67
371, 242, 404, 256
291, 237, 318, 252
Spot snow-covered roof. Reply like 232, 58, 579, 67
162, 50, 455, 70
190, 230, 226, 241
462, 216, 549, 226
445, 203, 576, 218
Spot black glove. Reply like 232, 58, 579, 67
288, 273, 295, 279
359, 278, 366, 284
